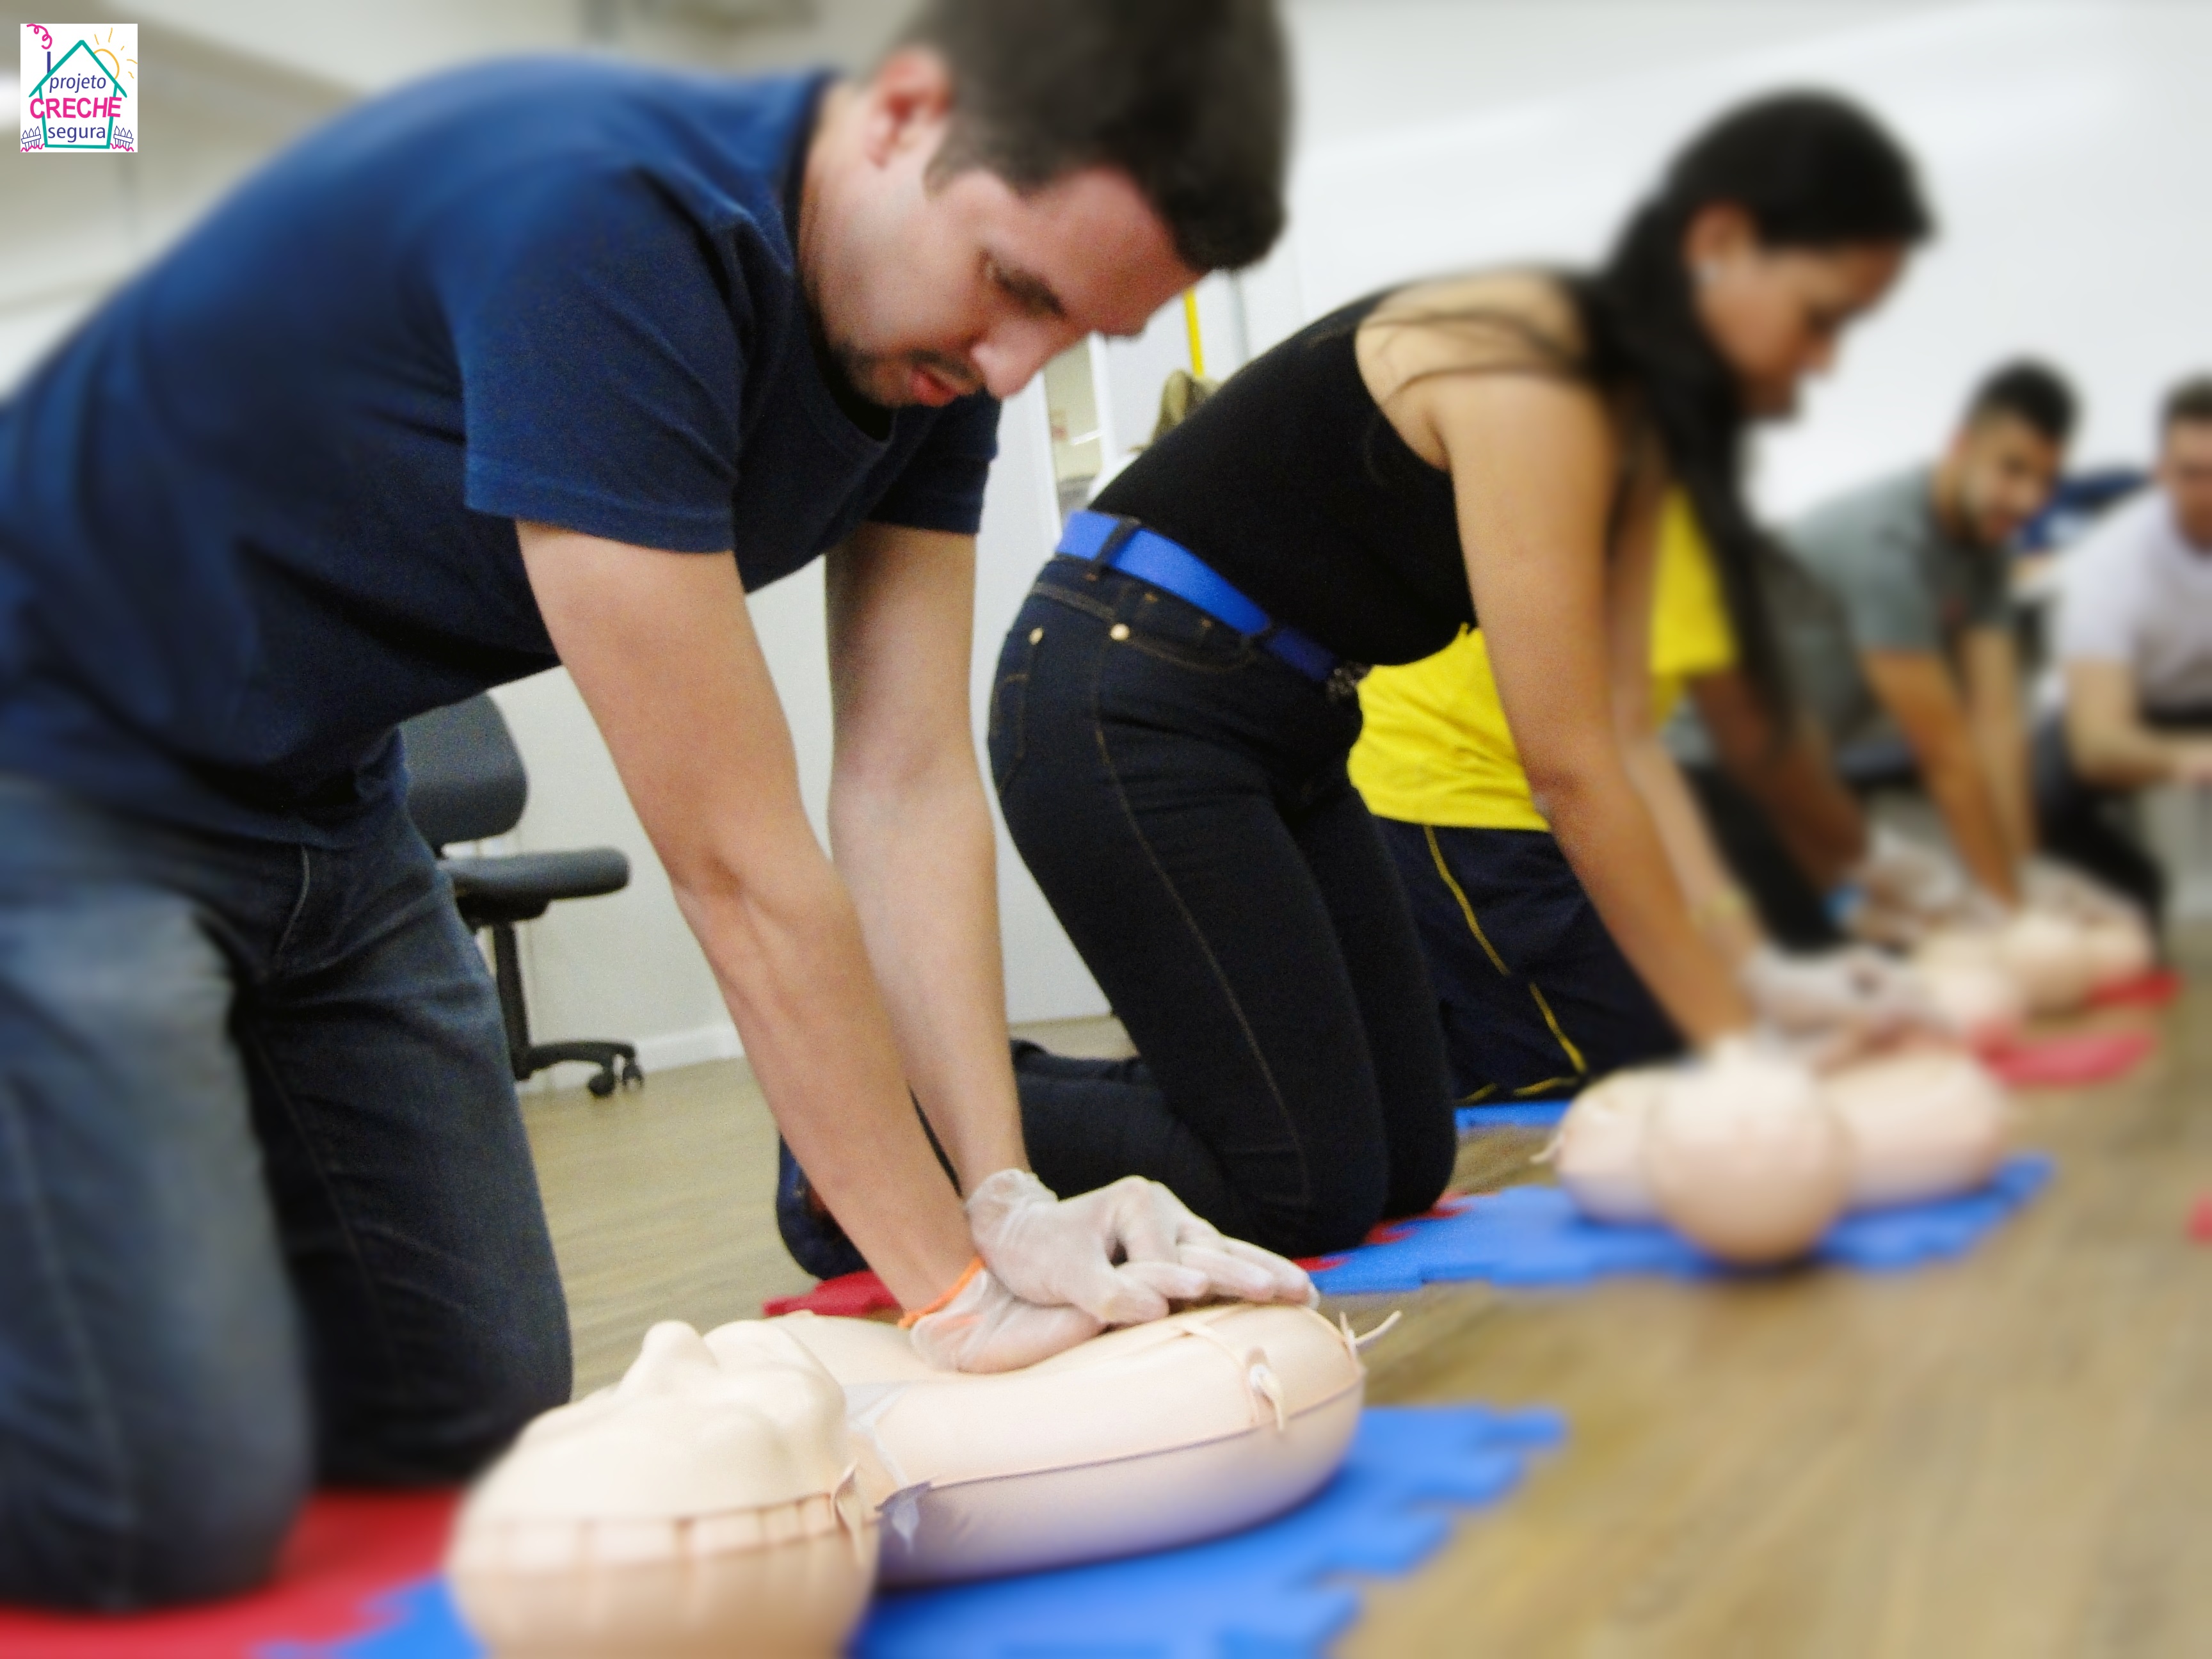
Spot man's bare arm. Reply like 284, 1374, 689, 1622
516, 520, 974, 1309
825, 521, 1027, 1192
1861, 648, 2022, 904
1690, 666, 1868, 888
2064, 658, 2212, 788
1960, 625, 2033, 863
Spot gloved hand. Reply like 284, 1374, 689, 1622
966, 1169, 1315, 1329
2022, 857, 2143, 926
1739, 943, 1935, 1050
1856, 825, 1962, 912
906, 1263, 1102, 1374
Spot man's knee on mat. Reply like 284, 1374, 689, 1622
0, 1383, 312, 1612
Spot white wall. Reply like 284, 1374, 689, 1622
1274, 0, 2209, 510
8, 1, 2211, 1070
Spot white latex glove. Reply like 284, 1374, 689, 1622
1740, 943, 1934, 1046
2022, 857, 2144, 926
1854, 826, 1963, 917
907, 1265, 1102, 1374
967, 1169, 1315, 1329
1695, 1030, 1822, 1090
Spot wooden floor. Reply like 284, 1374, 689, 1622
524, 974, 2212, 1658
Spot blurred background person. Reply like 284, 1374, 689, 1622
1749, 362, 2076, 911
2036, 376, 2212, 930
993, 93, 1932, 1250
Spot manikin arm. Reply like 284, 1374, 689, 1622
1860, 647, 2023, 904
1960, 625, 2034, 865
2063, 658, 2212, 789
517, 522, 974, 1310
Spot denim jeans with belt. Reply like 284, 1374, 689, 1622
991, 560, 1455, 1260
0, 775, 569, 1611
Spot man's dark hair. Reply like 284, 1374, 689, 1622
2161, 376, 2212, 435
1964, 360, 2076, 445
900, 0, 1289, 271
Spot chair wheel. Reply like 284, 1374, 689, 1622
621, 1059, 645, 1089
587, 1068, 618, 1098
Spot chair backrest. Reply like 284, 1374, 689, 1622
402, 694, 529, 849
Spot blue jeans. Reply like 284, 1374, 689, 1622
0, 776, 569, 1611
991, 562, 1455, 1259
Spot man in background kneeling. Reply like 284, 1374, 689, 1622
2038, 377, 2212, 930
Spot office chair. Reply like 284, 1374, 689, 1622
401, 694, 643, 1099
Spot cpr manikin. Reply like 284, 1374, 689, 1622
1819, 1048, 2009, 1208
448, 1320, 876, 1658
1640, 1041, 1852, 1264
1546, 1039, 2014, 1258
1546, 1041, 1847, 1262
1914, 908, 2138, 1021
449, 1304, 1368, 1653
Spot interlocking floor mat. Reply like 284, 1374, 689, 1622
4, 1407, 1559, 1658
1310, 1153, 2055, 1295
855, 1403, 1566, 1658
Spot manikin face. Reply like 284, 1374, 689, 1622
1947, 413, 2065, 549
2159, 420, 2212, 551
1686, 205, 1906, 419
805, 51, 1202, 409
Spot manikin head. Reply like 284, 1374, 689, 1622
799, 0, 1289, 408
2156, 377, 2212, 552
1663, 95, 1932, 418
1937, 362, 2075, 549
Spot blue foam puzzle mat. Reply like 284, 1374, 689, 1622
267, 1407, 1566, 1659
1312, 1153, 2054, 1295
1456, 1100, 1573, 1132
858, 1404, 1565, 1658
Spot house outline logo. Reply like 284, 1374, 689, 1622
20, 24, 138, 155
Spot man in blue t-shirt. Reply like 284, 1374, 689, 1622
0, 0, 1306, 1612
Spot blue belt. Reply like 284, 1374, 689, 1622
1054, 509, 1345, 684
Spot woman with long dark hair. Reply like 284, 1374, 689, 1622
990, 93, 1935, 1257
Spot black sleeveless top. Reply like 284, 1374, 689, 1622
1090, 292, 1471, 668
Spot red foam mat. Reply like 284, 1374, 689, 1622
2087, 968, 2184, 1010
1983, 1027, 2157, 1087
764, 1268, 900, 1318
0, 1490, 458, 1658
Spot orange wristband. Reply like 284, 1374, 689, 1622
898, 1256, 984, 1328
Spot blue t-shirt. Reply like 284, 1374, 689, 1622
0, 60, 1000, 844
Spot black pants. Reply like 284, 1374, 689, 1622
1378, 819, 1681, 1102
2030, 712, 2212, 931
1679, 762, 1844, 951
991, 561, 1456, 1259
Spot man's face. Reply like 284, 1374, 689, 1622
1948, 412, 2064, 549
2159, 420, 2212, 550
810, 54, 1202, 409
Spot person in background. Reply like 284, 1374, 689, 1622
1769, 362, 2077, 908
1352, 492, 1937, 1104
2037, 376, 2212, 928
1669, 540, 1964, 953
988, 93, 1933, 1260
0, 0, 1307, 1614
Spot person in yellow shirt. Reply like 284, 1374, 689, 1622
1353, 495, 1905, 1102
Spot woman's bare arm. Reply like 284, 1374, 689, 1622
1363, 305, 1755, 1045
